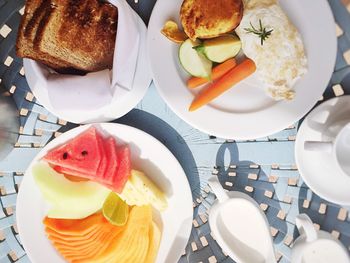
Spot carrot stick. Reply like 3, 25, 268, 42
189, 58, 256, 112
187, 58, 237, 89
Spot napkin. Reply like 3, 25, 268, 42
34, 0, 140, 112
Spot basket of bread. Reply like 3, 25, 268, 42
16, 0, 151, 123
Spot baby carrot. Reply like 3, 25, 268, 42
187, 58, 237, 89
189, 58, 256, 112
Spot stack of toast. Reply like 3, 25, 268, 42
16, 0, 118, 74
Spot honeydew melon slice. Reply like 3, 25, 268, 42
33, 162, 111, 219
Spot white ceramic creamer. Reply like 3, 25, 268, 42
292, 214, 350, 263
208, 176, 276, 263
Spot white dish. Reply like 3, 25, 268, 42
24, 12, 152, 124
147, 0, 337, 139
16, 123, 193, 263
292, 214, 350, 263
208, 177, 276, 263
295, 96, 350, 205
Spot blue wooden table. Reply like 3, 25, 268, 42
0, 0, 349, 262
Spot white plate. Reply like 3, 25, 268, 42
295, 96, 350, 205
24, 12, 152, 124
16, 123, 193, 263
147, 0, 337, 140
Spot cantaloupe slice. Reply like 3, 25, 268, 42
102, 217, 150, 263
55, 234, 106, 258
120, 230, 150, 263
45, 216, 125, 263
63, 227, 123, 262
45, 206, 161, 263
47, 227, 123, 262
145, 222, 162, 263
122, 231, 150, 262
51, 229, 110, 252
45, 226, 101, 243
78, 205, 152, 263
44, 213, 110, 260
43, 209, 106, 236
57, 240, 106, 261
56, 228, 121, 257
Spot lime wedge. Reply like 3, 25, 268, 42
102, 192, 129, 226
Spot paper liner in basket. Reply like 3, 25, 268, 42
27, 0, 140, 112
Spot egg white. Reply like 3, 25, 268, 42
236, 0, 308, 100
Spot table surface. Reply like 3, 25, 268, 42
0, 0, 350, 262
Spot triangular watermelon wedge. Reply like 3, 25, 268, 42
44, 127, 131, 193
95, 135, 108, 183
43, 127, 102, 176
103, 137, 118, 184
111, 146, 131, 193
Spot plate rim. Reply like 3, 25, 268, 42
16, 123, 194, 263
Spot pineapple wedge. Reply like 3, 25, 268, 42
119, 170, 168, 212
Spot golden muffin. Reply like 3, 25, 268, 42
180, 0, 243, 40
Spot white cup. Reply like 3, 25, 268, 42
292, 214, 350, 263
304, 123, 350, 176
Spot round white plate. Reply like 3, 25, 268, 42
24, 12, 152, 124
16, 123, 193, 263
147, 0, 337, 140
295, 96, 350, 205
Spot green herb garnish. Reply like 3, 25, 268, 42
244, 19, 273, 46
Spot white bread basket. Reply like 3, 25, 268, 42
23, 0, 151, 123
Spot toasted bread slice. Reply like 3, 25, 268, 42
16, 0, 45, 58
35, 0, 117, 72
16, 0, 86, 74
180, 0, 243, 40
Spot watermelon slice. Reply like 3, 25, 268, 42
95, 135, 108, 184
44, 127, 132, 193
112, 146, 131, 193
51, 130, 107, 181
103, 137, 118, 183
43, 128, 102, 176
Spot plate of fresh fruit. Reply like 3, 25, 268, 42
16, 124, 193, 263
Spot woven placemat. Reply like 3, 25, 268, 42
0, 0, 349, 262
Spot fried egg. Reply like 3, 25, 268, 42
235, 0, 307, 100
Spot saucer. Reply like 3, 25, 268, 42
295, 95, 350, 205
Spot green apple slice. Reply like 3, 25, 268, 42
179, 39, 212, 78
196, 35, 242, 63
